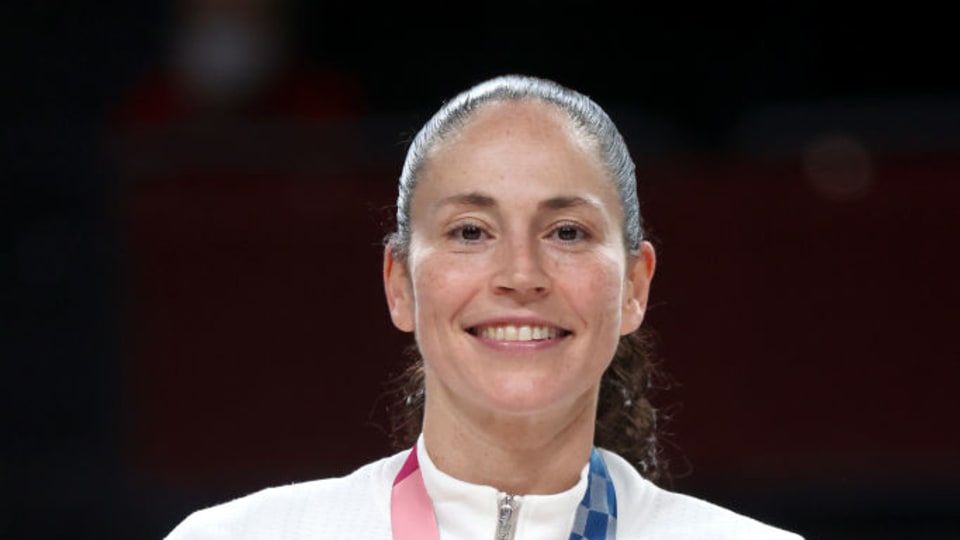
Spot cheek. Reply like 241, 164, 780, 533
410, 253, 482, 322
552, 251, 625, 322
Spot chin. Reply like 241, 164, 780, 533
475, 382, 593, 418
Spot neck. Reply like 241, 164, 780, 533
421, 383, 598, 495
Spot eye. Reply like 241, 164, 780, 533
556, 225, 580, 241
550, 223, 589, 243
459, 224, 483, 241
447, 222, 489, 243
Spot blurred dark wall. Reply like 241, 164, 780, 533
5, 2, 958, 539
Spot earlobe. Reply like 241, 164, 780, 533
620, 241, 656, 335
383, 245, 415, 332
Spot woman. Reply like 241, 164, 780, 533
167, 75, 802, 539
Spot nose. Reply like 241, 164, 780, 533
492, 236, 551, 301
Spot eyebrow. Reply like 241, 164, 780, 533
436, 192, 497, 209
436, 192, 602, 212
538, 195, 602, 212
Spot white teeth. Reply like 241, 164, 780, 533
517, 326, 531, 341
477, 325, 561, 342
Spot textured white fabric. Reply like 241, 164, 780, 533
416, 436, 589, 539
166, 444, 803, 540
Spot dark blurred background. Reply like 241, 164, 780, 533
5, 1, 959, 538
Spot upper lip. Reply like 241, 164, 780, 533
464, 316, 572, 334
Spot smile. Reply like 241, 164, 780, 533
467, 324, 572, 342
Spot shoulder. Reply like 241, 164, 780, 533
599, 449, 804, 540
164, 450, 408, 540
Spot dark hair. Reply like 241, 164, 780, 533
385, 75, 665, 481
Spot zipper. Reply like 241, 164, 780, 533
495, 492, 521, 540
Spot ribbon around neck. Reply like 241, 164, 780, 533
390, 447, 617, 540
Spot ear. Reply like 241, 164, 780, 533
620, 241, 656, 335
384, 244, 415, 332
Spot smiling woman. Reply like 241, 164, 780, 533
383, 96, 656, 495
165, 76, 803, 540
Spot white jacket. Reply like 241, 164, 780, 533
167, 438, 803, 540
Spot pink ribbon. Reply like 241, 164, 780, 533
391, 449, 440, 540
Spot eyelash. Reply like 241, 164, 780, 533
447, 222, 490, 243
445, 221, 592, 245
548, 222, 591, 243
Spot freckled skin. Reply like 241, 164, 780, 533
383, 100, 655, 491
391, 100, 645, 417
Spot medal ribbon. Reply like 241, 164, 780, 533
391, 448, 440, 540
390, 447, 617, 540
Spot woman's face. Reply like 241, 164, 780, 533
385, 100, 655, 419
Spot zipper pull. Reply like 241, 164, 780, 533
495, 493, 521, 540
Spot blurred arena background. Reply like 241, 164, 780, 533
4, 2, 958, 538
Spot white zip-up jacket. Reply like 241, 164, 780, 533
167, 436, 803, 540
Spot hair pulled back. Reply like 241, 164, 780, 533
386, 75, 665, 480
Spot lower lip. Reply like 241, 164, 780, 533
469, 333, 569, 352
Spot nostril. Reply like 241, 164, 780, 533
492, 260, 552, 296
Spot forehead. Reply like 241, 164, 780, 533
424, 99, 612, 187
417, 100, 617, 201
436, 99, 593, 158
